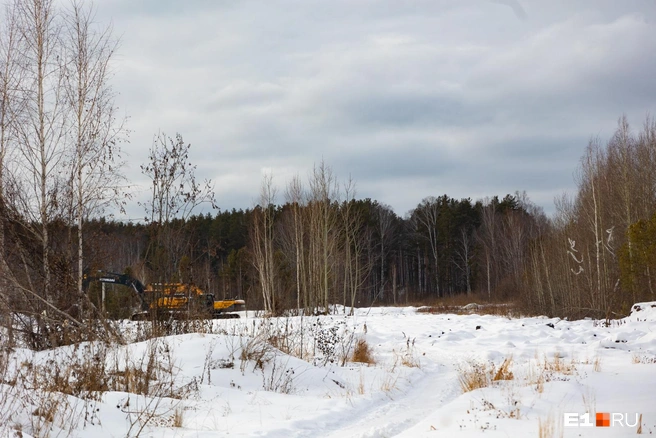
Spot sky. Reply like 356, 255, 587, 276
94, 0, 656, 220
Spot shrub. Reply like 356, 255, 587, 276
351, 339, 375, 365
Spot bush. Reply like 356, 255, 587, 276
351, 339, 375, 365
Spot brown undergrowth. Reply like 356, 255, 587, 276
351, 338, 375, 365
413, 294, 521, 317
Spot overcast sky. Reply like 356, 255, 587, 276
96, 0, 656, 220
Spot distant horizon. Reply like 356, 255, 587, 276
114, 185, 554, 224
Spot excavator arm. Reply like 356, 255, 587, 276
83, 270, 148, 313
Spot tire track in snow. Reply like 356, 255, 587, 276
323, 366, 459, 438
280, 364, 459, 438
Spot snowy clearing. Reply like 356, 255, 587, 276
2, 303, 656, 437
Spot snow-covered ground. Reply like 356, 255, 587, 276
2, 302, 656, 437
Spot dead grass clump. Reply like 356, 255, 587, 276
458, 361, 493, 393
240, 316, 357, 365
582, 388, 595, 415
107, 339, 197, 401
528, 354, 578, 394
543, 354, 576, 376
108, 364, 155, 395
593, 356, 602, 372
535, 375, 545, 393
357, 371, 366, 395
380, 372, 400, 394
493, 356, 514, 381
458, 356, 514, 393
237, 332, 298, 394
351, 339, 375, 365
4, 338, 194, 437
29, 390, 81, 437
107, 341, 163, 396
401, 353, 420, 368
22, 344, 110, 401
410, 293, 494, 308
240, 334, 275, 372
396, 338, 421, 368
415, 294, 519, 317
538, 415, 558, 438
632, 354, 656, 364
173, 408, 184, 427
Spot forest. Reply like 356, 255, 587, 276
74, 119, 656, 323
1, 0, 656, 349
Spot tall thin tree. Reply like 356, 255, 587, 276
62, 0, 126, 302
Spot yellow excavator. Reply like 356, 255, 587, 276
83, 270, 245, 320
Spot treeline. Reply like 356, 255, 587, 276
83, 116, 653, 320
65, 185, 541, 316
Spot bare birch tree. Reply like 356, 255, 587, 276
62, 0, 126, 301
14, 0, 66, 307
340, 177, 370, 310
284, 174, 306, 310
455, 226, 473, 295
251, 172, 277, 314
308, 161, 338, 311
0, 1, 23, 324
413, 196, 441, 297
478, 199, 499, 299
375, 202, 395, 301
577, 139, 612, 311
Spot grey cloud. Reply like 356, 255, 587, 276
489, 0, 528, 20
334, 92, 489, 129
97, 0, 656, 220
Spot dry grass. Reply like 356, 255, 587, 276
493, 356, 514, 381
458, 356, 514, 393
351, 339, 375, 365
108, 363, 156, 396
415, 293, 520, 317
538, 415, 555, 438
2, 338, 195, 437
458, 361, 493, 393
632, 354, 656, 364
525, 354, 578, 395
240, 334, 275, 372
582, 389, 596, 415
542, 354, 576, 376
173, 408, 184, 427
535, 375, 545, 394
19, 344, 110, 401
401, 352, 420, 368
458, 362, 489, 393
408, 293, 499, 308
593, 356, 602, 372
380, 372, 400, 394
357, 371, 366, 395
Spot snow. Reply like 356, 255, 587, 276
2, 303, 656, 437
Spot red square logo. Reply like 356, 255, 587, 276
596, 412, 610, 427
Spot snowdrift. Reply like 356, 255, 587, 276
1, 303, 655, 437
